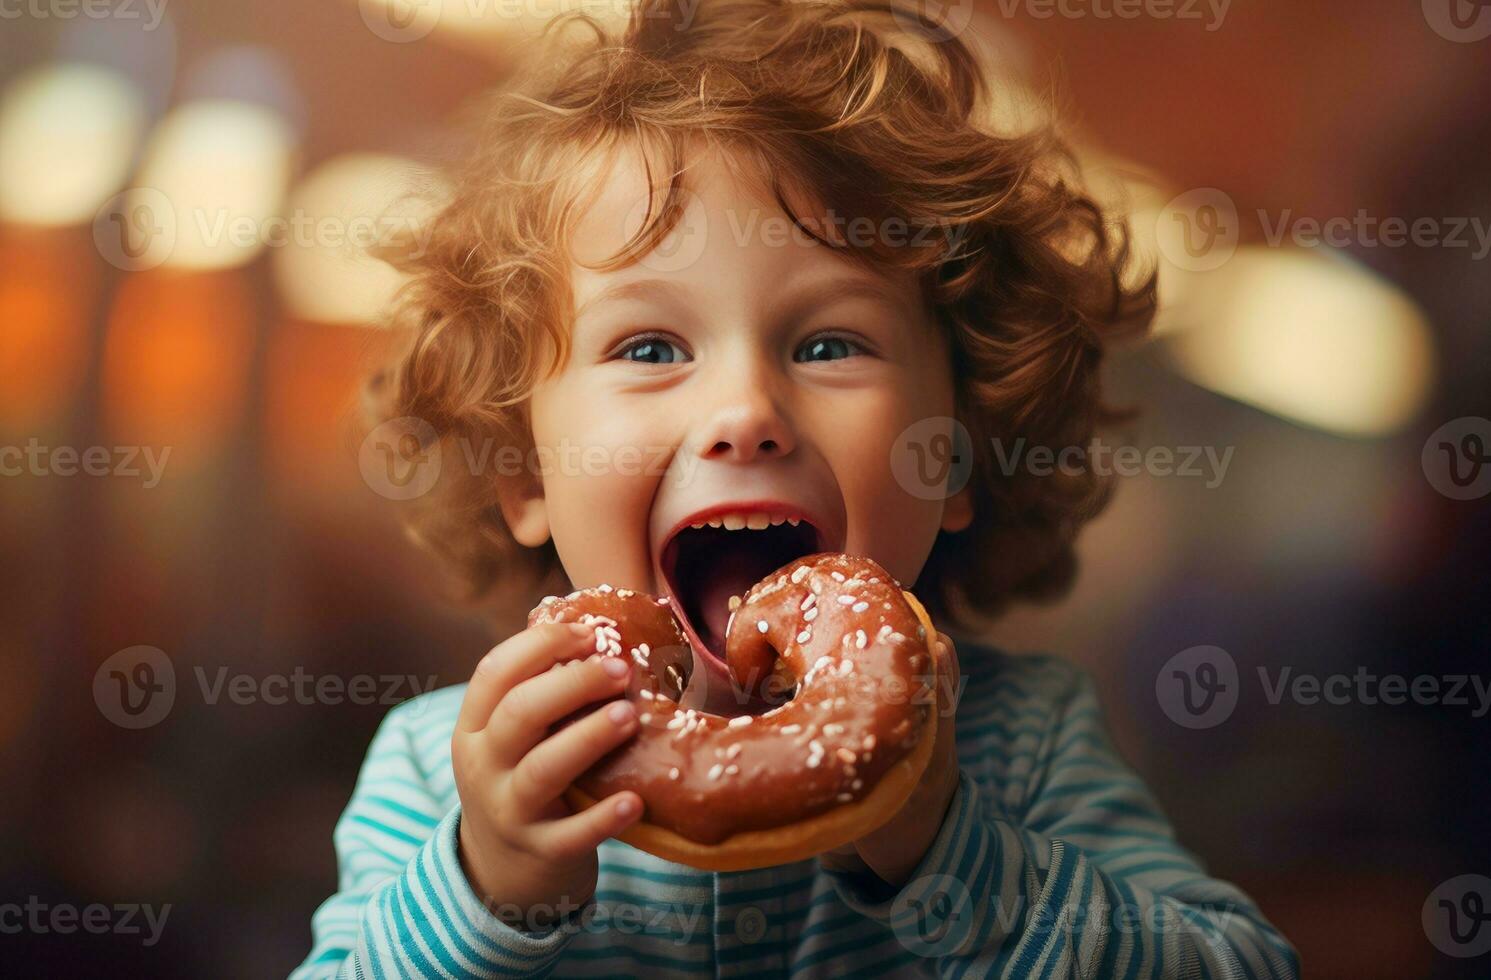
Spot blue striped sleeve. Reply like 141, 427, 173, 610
289, 695, 577, 979
824, 656, 1301, 979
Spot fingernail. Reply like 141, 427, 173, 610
608, 700, 634, 724
615, 796, 636, 818
602, 657, 629, 679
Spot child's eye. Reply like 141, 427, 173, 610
795, 334, 864, 363
616, 334, 690, 365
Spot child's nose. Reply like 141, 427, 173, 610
692, 370, 796, 464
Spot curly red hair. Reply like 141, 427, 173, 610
368, 0, 1156, 633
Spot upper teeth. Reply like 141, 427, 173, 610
689, 513, 801, 531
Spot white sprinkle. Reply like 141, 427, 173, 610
796, 629, 811, 644
837, 659, 854, 676
862, 734, 876, 751
726, 743, 743, 759
823, 723, 844, 735
804, 607, 819, 622
617, 588, 633, 597
594, 632, 608, 653
806, 755, 821, 768
757, 619, 769, 633
541, 595, 557, 605
657, 596, 670, 605
831, 571, 845, 582
852, 601, 869, 613
725, 764, 739, 775
869, 577, 880, 584
855, 629, 867, 649
836, 747, 857, 764
639, 713, 652, 724
669, 767, 680, 780
800, 593, 817, 610
708, 764, 724, 780
843, 578, 862, 589
639, 689, 654, 699
729, 715, 753, 728
780, 724, 802, 735
667, 715, 686, 730
791, 565, 810, 584
810, 739, 824, 755
598, 584, 612, 592
729, 595, 741, 611
837, 594, 856, 605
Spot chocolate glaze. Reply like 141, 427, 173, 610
526, 553, 934, 845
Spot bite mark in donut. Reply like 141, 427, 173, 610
526, 552, 940, 871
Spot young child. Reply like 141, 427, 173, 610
293, 1, 1298, 976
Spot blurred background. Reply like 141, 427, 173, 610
1, 0, 1488, 976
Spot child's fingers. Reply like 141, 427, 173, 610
505, 698, 638, 816
487, 655, 632, 766
526, 791, 642, 862
456, 623, 596, 733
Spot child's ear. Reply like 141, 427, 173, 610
493, 467, 551, 548
941, 482, 973, 533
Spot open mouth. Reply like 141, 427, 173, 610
658, 516, 827, 669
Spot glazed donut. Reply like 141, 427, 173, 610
526, 552, 941, 871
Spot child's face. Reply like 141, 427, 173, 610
505, 142, 970, 659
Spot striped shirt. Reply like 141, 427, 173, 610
290, 645, 1299, 978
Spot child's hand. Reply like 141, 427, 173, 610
819, 632, 962, 889
451, 622, 644, 926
